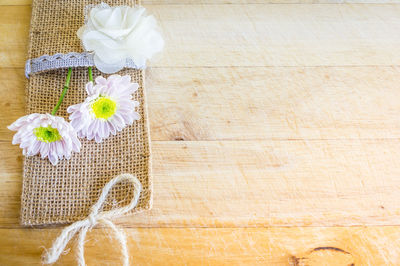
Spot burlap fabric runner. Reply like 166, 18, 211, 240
21, 0, 152, 226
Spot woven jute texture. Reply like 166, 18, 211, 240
21, 0, 152, 226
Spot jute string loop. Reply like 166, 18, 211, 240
42, 173, 142, 266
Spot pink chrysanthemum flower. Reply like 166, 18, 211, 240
8, 113, 81, 165
67, 75, 140, 143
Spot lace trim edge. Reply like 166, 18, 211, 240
25, 52, 142, 78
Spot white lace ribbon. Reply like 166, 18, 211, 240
42, 173, 142, 266
25, 52, 141, 78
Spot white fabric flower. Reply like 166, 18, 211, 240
8, 113, 81, 165
67, 75, 140, 143
78, 4, 164, 73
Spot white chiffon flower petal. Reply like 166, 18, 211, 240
8, 113, 81, 165
93, 54, 126, 74
78, 4, 164, 73
68, 75, 141, 143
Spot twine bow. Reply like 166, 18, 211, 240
42, 173, 142, 266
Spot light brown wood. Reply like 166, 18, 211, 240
1, 0, 398, 5
0, 0, 31, 5
0, 6, 30, 67
2, 139, 400, 227
2, 227, 400, 265
1, 2, 400, 265
152, 3, 400, 67
3, 4, 400, 68
146, 66, 400, 140
3, 66, 400, 141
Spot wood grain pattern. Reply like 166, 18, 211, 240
2, 139, 400, 227
2, 227, 400, 265
146, 66, 400, 140
1, 0, 399, 5
2, 5, 400, 68
1, 2, 400, 265
3, 66, 400, 141
0, 6, 29, 67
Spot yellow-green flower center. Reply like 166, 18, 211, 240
34, 126, 62, 143
92, 96, 117, 120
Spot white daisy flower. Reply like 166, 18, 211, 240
67, 74, 140, 143
8, 113, 81, 165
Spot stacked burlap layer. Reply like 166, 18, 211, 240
21, 0, 152, 226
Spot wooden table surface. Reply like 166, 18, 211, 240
1, 1, 400, 265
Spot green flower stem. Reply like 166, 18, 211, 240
51, 67, 72, 115
88, 66, 93, 82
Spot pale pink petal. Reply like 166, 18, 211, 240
85, 81, 95, 95
95, 76, 107, 85
48, 150, 58, 165
68, 74, 141, 142
94, 134, 102, 143
40, 143, 50, 159
8, 113, 80, 165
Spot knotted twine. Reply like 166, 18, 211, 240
42, 173, 142, 265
